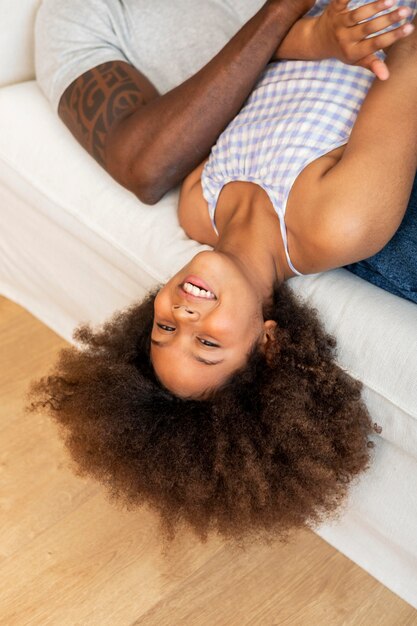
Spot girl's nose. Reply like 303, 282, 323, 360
172, 304, 200, 320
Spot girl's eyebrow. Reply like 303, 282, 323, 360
151, 339, 224, 366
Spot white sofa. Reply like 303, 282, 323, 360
2, 0, 417, 609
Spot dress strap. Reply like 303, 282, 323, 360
277, 215, 303, 276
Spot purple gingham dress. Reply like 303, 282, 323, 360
201, 0, 417, 275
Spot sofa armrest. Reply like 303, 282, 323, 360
0, 0, 41, 87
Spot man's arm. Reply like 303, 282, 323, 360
58, 0, 313, 205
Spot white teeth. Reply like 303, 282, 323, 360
182, 282, 215, 299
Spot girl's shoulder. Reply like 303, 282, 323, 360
177, 159, 218, 246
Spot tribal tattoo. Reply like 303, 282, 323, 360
58, 61, 159, 167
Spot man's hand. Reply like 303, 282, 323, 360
313, 0, 415, 79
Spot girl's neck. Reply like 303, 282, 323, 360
213, 181, 291, 301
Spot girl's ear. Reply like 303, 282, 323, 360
260, 320, 279, 365
261, 320, 277, 343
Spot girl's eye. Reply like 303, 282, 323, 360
198, 338, 219, 348
157, 323, 175, 332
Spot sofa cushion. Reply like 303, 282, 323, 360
0, 0, 41, 87
0, 81, 207, 280
0, 81, 416, 460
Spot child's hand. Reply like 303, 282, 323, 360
315, 0, 415, 79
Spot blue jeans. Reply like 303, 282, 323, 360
344, 171, 417, 304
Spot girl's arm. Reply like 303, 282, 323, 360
273, 0, 414, 80
300, 20, 417, 272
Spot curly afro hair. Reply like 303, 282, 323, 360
27, 282, 381, 550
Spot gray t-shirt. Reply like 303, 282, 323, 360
35, 0, 265, 111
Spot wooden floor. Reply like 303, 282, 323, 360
1, 296, 416, 626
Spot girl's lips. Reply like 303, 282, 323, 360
178, 286, 216, 302
182, 274, 217, 298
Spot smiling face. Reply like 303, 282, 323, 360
150, 251, 274, 398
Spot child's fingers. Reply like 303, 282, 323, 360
346, 0, 396, 26
353, 20, 414, 58
352, 5, 412, 38
358, 54, 390, 79
370, 57, 390, 80
330, 0, 351, 11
